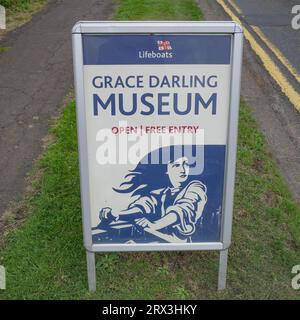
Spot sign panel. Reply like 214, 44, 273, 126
72, 22, 243, 252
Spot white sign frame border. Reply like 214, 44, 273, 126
72, 21, 243, 291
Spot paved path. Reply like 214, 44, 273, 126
199, 0, 300, 203
0, 0, 115, 216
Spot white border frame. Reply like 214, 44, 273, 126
72, 21, 243, 254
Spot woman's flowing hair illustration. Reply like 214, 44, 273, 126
113, 145, 198, 196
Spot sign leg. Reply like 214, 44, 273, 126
86, 251, 96, 292
218, 249, 228, 291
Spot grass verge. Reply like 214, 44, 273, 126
114, 0, 203, 20
0, 0, 47, 34
0, 0, 300, 299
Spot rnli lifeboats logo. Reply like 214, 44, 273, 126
157, 40, 172, 51
138, 39, 173, 59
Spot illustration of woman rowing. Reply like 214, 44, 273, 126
96, 146, 207, 243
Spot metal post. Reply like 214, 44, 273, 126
218, 249, 228, 290
86, 251, 96, 292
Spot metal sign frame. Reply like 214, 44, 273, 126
72, 21, 243, 292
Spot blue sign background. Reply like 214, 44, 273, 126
92, 145, 225, 244
83, 34, 231, 65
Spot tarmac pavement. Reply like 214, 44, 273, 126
0, 0, 115, 217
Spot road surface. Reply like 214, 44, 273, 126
199, 0, 300, 203
235, 0, 300, 74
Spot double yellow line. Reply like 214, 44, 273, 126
217, 0, 300, 111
